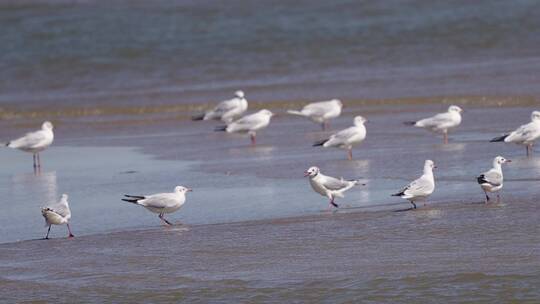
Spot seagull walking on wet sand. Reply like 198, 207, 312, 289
490, 111, 540, 157
404, 105, 463, 144
313, 116, 367, 160
4, 121, 54, 169
41, 194, 74, 239
122, 186, 192, 226
215, 109, 274, 145
477, 156, 511, 204
287, 99, 343, 130
192, 90, 248, 123
304, 166, 363, 210
392, 160, 436, 209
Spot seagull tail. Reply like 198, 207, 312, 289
403, 121, 416, 126
122, 198, 140, 204
352, 180, 366, 186
122, 194, 144, 204
214, 125, 227, 132
192, 113, 205, 121
313, 139, 328, 147
476, 175, 487, 185
490, 134, 509, 142
391, 191, 404, 197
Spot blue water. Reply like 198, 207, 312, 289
1, 0, 539, 107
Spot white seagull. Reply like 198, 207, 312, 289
122, 186, 192, 226
193, 90, 248, 123
215, 109, 274, 145
304, 166, 363, 209
392, 160, 436, 209
313, 116, 367, 160
490, 111, 540, 157
41, 194, 74, 239
405, 105, 463, 144
5, 121, 54, 169
287, 99, 343, 130
476, 156, 511, 204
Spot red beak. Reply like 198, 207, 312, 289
304, 171, 310, 177
506, 160, 512, 163
186, 187, 193, 192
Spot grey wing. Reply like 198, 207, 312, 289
10, 130, 47, 149
48, 201, 70, 218
214, 98, 239, 113
403, 178, 431, 195
418, 112, 453, 127
141, 194, 177, 209
303, 104, 329, 117
507, 122, 539, 142
480, 170, 502, 186
331, 127, 357, 141
322, 176, 351, 190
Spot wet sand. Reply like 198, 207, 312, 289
1, 98, 539, 302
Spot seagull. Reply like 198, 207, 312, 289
122, 186, 192, 226
192, 90, 248, 123
490, 111, 540, 157
313, 116, 367, 160
404, 105, 463, 144
215, 109, 274, 145
304, 166, 363, 209
392, 160, 436, 209
287, 99, 343, 130
5, 121, 54, 169
477, 156, 511, 204
41, 194, 74, 239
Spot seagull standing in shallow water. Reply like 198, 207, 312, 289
192, 90, 248, 123
313, 116, 367, 160
392, 160, 436, 209
490, 111, 540, 157
215, 109, 274, 145
41, 194, 74, 239
405, 105, 463, 144
287, 99, 343, 130
5, 121, 54, 169
477, 156, 511, 204
122, 186, 192, 226
304, 166, 363, 210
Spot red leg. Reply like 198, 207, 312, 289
250, 134, 256, 145
347, 148, 352, 160
443, 132, 448, 144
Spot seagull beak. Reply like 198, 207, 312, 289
186, 187, 193, 192
433, 166, 438, 169
304, 171, 310, 177
506, 159, 512, 163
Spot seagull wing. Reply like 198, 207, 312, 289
214, 97, 241, 114
321, 175, 354, 191
398, 176, 433, 197
8, 130, 48, 149
416, 112, 454, 128
506, 122, 540, 143
324, 126, 360, 147
46, 198, 71, 219
140, 193, 179, 209
477, 170, 502, 186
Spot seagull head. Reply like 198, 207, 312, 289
304, 166, 320, 177
235, 90, 245, 99
42, 121, 54, 130
448, 105, 463, 114
175, 186, 193, 194
494, 156, 511, 165
354, 116, 367, 126
424, 160, 436, 171
61, 193, 69, 201
531, 111, 540, 122
333, 99, 343, 108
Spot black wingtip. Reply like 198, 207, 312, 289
403, 121, 416, 126
391, 192, 403, 197
331, 202, 339, 208
192, 114, 205, 121
490, 134, 509, 142
5, 141, 10, 147
121, 198, 139, 204
214, 125, 227, 132
476, 175, 487, 184
313, 139, 328, 147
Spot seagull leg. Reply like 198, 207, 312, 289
443, 132, 448, 144
497, 193, 501, 204
410, 201, 417, 209
321, 122, 326, 131
37, 153, 41, 168
526, 144, 533, 157
66, 224, 74, 238
159, 213, 173, 226
250, 133, 256, 146
484, 191, 490, 204
347, 148, 353, 161
44, 225, 51, 239
33, 154, 37, 169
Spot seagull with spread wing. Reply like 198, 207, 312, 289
41, 194, 74, 239
405, 105, 463, 144
287, 99, 343, 130
477, 156, 511, 204
392, 160, 436, 209
304, 166, 363, 210
192, 90, 248, 123
122, 186, 192, 226
490, 111, 540, 157
5, 121, 54, 169
313, 116, 367, 160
